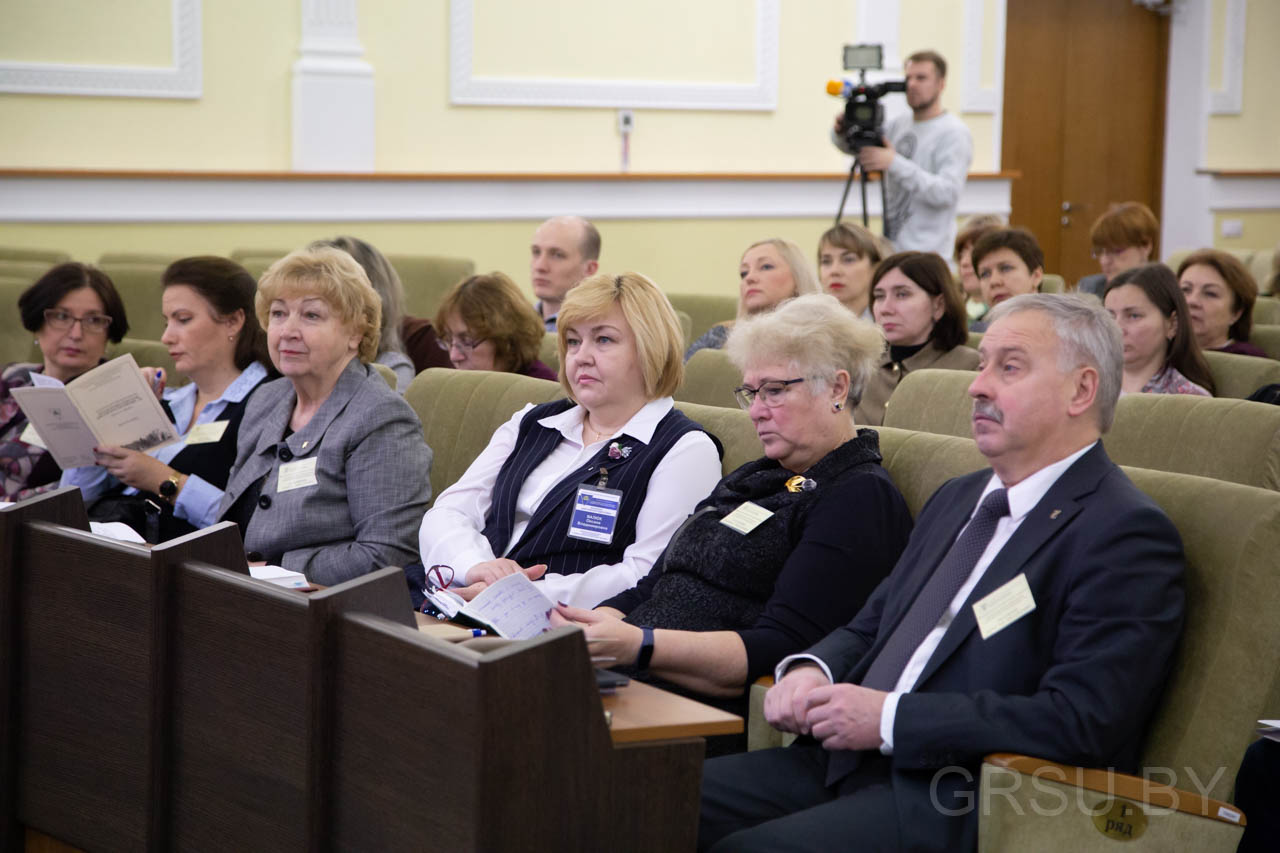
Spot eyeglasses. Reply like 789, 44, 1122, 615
425, 564, 455, 591
43, 308, 112, 334
1091, 247, 1133, 260
733, 377, 805, 410
436, 335, 486, 354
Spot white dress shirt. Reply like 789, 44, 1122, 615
775, 441, 1096, 753
418, 397, 721, 607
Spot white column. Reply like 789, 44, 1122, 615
292, 0, 375, 172
1160, 0, 1213, 256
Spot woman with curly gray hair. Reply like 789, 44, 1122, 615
554, 293, 913, 752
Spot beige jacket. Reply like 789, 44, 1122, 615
854, 342, 980, 426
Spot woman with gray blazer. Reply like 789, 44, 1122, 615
218, 246, 432, 585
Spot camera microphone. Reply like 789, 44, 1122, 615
826, 80, 853, 97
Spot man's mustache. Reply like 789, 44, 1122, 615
973, 400, 1004, 424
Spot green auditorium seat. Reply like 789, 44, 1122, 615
881, 367, 1280, 490
666, 293, 738, 343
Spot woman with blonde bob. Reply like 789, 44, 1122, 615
553, 294, 912, 750
685, 238, 821, 360
433, 272, 556, 379
416, 272, 722, 608
218, 245, 433, 585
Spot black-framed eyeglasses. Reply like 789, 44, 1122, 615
436, 336, 486, 354
43, 308, 112, 334
733, 378, 805, 410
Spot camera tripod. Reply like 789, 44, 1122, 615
834, 155, 890, 235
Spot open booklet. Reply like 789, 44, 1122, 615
424, 572, 553, 640
11, 353, 179, 469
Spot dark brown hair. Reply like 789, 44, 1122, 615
434, 272, 545, 373
1176, 249, 1258, 343
19, 262, 129, 342
971, 228, 1045, 277
163, 256, 270, 370
1105, 263, 1215, 395
870, 251, 968, 350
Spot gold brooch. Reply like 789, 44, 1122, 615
785, 475, 817, 493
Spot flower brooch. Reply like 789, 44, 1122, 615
608, 441, 632, 460
784, 475, 817, 493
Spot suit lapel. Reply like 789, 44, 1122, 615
912, 443, 1112, 688
872, 474, 989, 643
285, 359, 365, 457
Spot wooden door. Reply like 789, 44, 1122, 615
1002, 0, 1169, 285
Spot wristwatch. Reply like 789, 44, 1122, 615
635, 626, 656, 674
158, 474, 182, 503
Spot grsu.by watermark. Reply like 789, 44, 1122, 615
929, 764, 1229, 818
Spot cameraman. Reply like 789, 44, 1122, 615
833, 50, 972, 257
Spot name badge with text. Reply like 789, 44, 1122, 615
19, 422, 47, 450
567, 484, 623, 544
719, 501, 774, 535
277, 457, 319, 492
185, 420, 229, 444
973, 573, 1037, 639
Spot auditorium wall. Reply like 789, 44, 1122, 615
1, 0, 1274, 291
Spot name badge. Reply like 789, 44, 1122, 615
185, 420, 229, 444
719, 501, 773, 535
19, 422, 47, 450
277, 457, 319, 492
973, 573, 1037, 639
567, 484, 623, 544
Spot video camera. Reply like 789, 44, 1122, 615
828, 44, 906, 151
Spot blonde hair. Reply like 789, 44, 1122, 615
256, 245, 382, 362
738, 238, 821, 319
557, 272, 684, 401
725, 293, 886, 409
434, 272, 545, 372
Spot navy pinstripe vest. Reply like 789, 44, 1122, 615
480, 399, 716, 577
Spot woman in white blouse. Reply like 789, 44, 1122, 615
416, 272, 722, 608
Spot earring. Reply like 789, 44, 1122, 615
833, 401, 844, 412
228, 334, 235, 341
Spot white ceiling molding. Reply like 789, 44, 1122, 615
1207, 174, 1280, 211
1208, 0, 1246, 115
1161, 0, 1214, 254
961, 0, 1004, 114
0, 0, 201, 99
0, 174, 1011, 223
855, 0, 902, 75
292, 0, 376, 172
449, 0, 779, 110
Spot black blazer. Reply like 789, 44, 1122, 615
807, 443, 1186, 849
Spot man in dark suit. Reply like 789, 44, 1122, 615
699, 293, 1186, 851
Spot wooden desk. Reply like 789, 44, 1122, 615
415, 612, 743, 744
602, 679, 741, 743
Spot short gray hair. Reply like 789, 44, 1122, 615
724, 293, 886, 411
985, 293, 1123, 431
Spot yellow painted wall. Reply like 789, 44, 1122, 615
0, 0, 297, 170
0, 217, 872, 302
0, 0, 173, 66
1213, 211, 1280, 254
1, 0, 998, 172
1205, 0, 1280, 169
